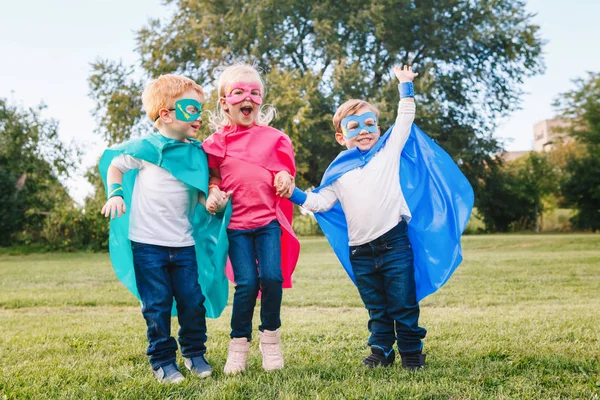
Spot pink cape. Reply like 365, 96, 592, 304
202, 125, 300, 288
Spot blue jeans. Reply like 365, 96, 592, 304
349, 220, 427, 354
227, 220, 283, 340
131, 242, 207, 369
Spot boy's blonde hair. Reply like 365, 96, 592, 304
208, 63, 277, 132
142, 74, 204, 123
332, 99, 380, 133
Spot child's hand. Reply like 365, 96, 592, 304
394, 65, 418, 83
101, 197, 126, 219
274, 171, 294, 197
206, 187, 232, 215
282, 182, 295, 198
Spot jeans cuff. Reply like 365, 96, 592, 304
398, 342, 423, 355
152, 357, 177, 370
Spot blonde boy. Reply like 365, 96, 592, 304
99, 74, 230, 383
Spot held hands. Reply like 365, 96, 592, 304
206, 187, 232, 215
101, 196, 126, 219
274, 171, 294, 197
282, 187, 294, 199
394, 65, 418, 83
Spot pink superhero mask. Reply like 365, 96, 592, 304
224, 82, 263, 105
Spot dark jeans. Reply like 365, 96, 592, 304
349, 220, 427, 354
131, 242, 207, 369
227, 220, 283, 340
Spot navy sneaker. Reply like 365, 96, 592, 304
363, 345, 395, 367
400, 352, 426, 370
184, 355, 212, 378
153, 362, 185, 384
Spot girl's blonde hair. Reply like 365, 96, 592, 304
142, 74, 204, 124
207, 63, 277, 132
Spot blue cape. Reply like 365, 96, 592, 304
99, 132, 232, 318
314, 124, 474, 301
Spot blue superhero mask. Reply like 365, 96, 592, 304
341, 112, 378, 139
174, 99, 202, 122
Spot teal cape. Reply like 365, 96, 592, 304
98, 132, 232, 318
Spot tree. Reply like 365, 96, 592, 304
511, 152, 558, 231
89, 0, 544, 191
0, 98, 78, 244
0, 167, 20, 246
554, 72, 600, 230
475, 161, 531, 232
476, 152, 557, 232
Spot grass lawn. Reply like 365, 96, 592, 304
1, 234, 599, 399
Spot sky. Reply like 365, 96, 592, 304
1, 0, 599, 204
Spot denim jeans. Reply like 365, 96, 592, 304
131, 242, 207, 369
227, 220, 283, 340
349, 220, 427, 354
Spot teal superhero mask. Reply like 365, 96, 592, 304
154, 99, 202, 122
341, 112, 378, 139
174, 99, 202, 121
99, 132, 231, 318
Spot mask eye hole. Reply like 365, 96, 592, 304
347, 121, 359, 130
365, 118, 375, 126
231, 89, 244, 96
250, 89, 260, 96
185, 106, 200, 114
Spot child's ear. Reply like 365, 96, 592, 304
158, 108, 173, 123
335, 132, 346, 147
219, 97, 229, 111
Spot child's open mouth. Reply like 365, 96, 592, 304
241, 106, 253, 116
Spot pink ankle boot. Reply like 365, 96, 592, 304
223, 337, 251, 375
259, 329, 284, 371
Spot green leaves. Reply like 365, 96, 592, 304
90, 0, 544, 189
554, 72, 600, 231
88, 60, 146, 146
0, 98, 78, 244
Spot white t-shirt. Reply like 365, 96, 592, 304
301, 101, 415, 246
111, 155, 198, 247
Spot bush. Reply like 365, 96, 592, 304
292, 212, 323, 236
0, 168, 22, 246
41, 199, 109, 252
42, 206, 88, 251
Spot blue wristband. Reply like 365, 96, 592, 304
289, 187, 307, 206
107, 183, 124, 199
398, 82, 414, 98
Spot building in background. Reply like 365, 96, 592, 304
500, 118, 570, 162
533, 118, 570, 152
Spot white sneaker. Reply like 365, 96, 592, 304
259, 329, 284, 371
223, 337, 251, 375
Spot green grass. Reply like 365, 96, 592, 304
1, 235, 600, 399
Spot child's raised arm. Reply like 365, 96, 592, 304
394, 65, 417, 104
386, 65, 418, 152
